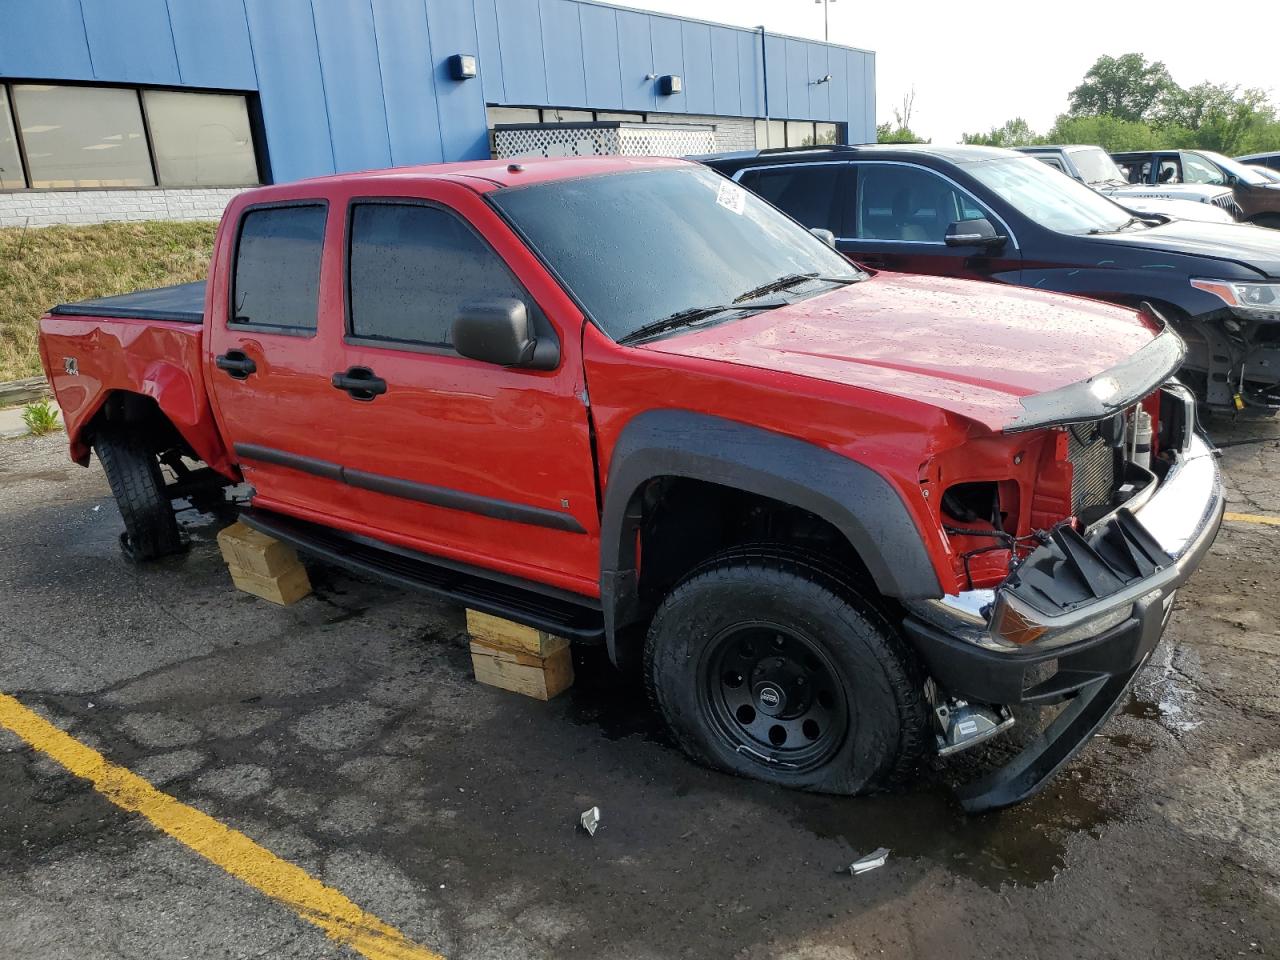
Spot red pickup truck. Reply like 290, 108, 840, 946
39, 156, 1224, 811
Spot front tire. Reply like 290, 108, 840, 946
644, 549, 928, 795
93, 428, 185, 561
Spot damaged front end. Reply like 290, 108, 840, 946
902, 331, 1225, 811
1185, 279, 1280, 411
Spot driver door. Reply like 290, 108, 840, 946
836, 162, 1021, 283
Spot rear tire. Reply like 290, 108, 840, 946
644, 548, 928, 795
93, 429, 184, 561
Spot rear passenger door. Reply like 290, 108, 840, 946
325, 188, 600, 596
206, 200, 364, 524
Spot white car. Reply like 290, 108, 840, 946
1018, 145, 1241, 224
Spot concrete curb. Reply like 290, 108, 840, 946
0, 404, 62, 440
0, 377, 51, 408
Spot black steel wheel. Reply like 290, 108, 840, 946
702, 623, 849, 772
644, 546, 928, 795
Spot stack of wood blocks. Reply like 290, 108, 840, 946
216, 521, 312, 606
466, 609, 574, 700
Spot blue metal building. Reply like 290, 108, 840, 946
0, 0, 874, 194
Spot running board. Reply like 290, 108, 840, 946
238, 508, 605, 643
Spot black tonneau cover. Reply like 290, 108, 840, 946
50, 280, 206, 323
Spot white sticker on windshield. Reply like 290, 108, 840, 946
716, 178, 747, 215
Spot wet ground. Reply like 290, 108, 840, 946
1, 420, 1278, 959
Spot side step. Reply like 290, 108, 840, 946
238, 508, 605, 643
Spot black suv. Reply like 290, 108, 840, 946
699, 144, 1280, 412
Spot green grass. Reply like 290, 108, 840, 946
0, 220, 217, 382
21, 397, 60, 436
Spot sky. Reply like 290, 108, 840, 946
618, 0, 1278, 143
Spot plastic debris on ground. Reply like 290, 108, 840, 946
579, 805, 601, 837
846, 847, 890, 875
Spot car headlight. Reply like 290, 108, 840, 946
1191, 278, 1280, 316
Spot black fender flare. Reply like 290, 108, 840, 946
599, 411, 943, 666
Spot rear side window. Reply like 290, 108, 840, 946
347, 201, 537, 348
737, 164, 845, 234
231, 204, 326, 331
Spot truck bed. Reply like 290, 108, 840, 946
49, 280, 206, 323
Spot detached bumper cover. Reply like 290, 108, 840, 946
902, 433, 1224, 811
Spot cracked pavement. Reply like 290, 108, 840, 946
1, 422, 1278, 959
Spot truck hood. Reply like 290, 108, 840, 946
1089, 219, 1280, 278
639, 273, 1167, 432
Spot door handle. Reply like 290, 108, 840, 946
332, 366, 387, 401
215, 350, 257, 380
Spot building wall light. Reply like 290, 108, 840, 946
658, 74, 682, 96
449, 54, 477, 80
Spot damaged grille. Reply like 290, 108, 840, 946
1068, 422, 1117, 515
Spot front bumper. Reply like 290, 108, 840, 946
901, 432, 1224, 810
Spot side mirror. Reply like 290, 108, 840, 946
810, 227, 836, 247
452, 298, 559, 371
945, 218, 1006, 249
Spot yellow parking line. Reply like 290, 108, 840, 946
0, 692, 443, 960
1224, 511, 1280, 528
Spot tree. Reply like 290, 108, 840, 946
1046, 114, 1162, 152
877, 87, 928, 143
876, 122, 925, 144
1068, 54, 1176, 123
962, 118, 1041, 147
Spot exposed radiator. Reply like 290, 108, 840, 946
1068, 422, 1118, 514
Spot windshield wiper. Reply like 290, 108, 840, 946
731, 272, 857, 303
617, 299, 788, 345
1089, 216, 1150, 235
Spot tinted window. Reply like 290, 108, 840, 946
738, 165, 844, 233
232, 205, 326, 330
144, 90, 259, 187
854, 165, 992, 243
490, 166, 860, 342
348, 202, 534, 347
13, 84, 153, 188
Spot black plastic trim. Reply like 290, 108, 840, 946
239, 508, 603, 642
599, 410, 941, 664
233, 443, 586, 534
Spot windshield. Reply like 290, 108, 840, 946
1197, 151, 1270, 186
1068, 147, 1127, 185
966, 156, 1136, 235
489, 166, 861, 342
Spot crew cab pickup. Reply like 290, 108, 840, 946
39, 157, 1225, 811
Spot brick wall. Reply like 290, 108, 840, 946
0, 187, 247, 228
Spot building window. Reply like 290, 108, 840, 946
542, 108, 593, 124
816, 122, 840, 145
487, 107, 541, 127
785, 120, 817, 148
0, 87, 23, 190
754, 119, 786, 149
0, 81, 262, 191
231, 204, 326, 331
143, 90, 258, 187
13, 84, 154, 188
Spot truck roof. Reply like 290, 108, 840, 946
286, 154, 691, 194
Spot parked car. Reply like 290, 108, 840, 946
1237, 151, 1280, 173
1018, 144, 1239, 223
701, 144, 1280, 412
1112, 149, 1280, 228
38, 156, 1223, 812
